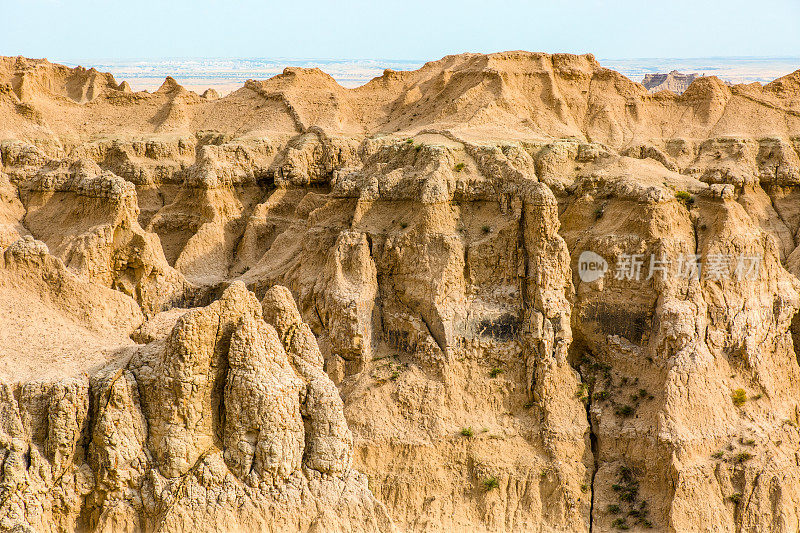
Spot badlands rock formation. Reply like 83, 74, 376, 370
641, 71, 701, 94
1, 51, 800, 532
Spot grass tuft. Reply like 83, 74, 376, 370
731, 388, 747, 407
732, 452, 753, 463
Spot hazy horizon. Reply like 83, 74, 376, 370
49, 55, 800, 96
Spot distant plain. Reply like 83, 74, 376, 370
58, 56, 800, 95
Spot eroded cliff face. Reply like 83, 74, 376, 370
2, 52, 800, 532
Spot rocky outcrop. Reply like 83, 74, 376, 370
3, 53, 800, 532
642, 71, 702, 94
0, 282, 391, 532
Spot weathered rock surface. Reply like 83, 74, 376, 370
2, 52, 800, 532
642, 71, 702, 94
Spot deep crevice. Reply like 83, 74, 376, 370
571, 337, 600, 533
585, 388, 598, 533
517, 200, 530, 328
575, 360, 599, 533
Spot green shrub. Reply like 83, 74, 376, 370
405, 138, 414, 144
481, 225, 491, 234
454, 162, 465, 172
580, 483, 589, 493
400, 221, 408, 229
607, 504, 621, 514
731, 388, 747, 407
483, 477, 499, 490
594, 206, 605, 219
728, 492, 742, 504
711, 451, 724, 459
460, 427, 474, 437
489, 367, 503, 378
675, 190, 695, 207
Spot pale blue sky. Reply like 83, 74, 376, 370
2, 0, 799, 61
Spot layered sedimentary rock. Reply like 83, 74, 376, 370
2, 51, 800, 532
642, 71, 701, 94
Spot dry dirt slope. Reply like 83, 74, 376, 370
1, 51, 800, 532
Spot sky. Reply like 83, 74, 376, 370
1, 0, 799, 62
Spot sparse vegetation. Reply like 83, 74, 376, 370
731, 388, 747, 407
489, 367, 503, 378
712, 451, 724, 459
732, 452, 753, 463
390, 370, 400, 381
576, 383, 589, 404
523, 400, 535, 409
460, 427, 474, 437
405, 138, 414, 144
454, 162, 466, 172
400, 221, 408, 229
611, 517, 629, 530
728, 493, 742, 504
609, 466, 652, 528
615, 404, 635, 417
580, 483, 589, 493
675, 190, 695, 208
481, 225, 491, 234
593, 390, 610, 401
594, 206, 605, 219
483, 477, 499, 490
